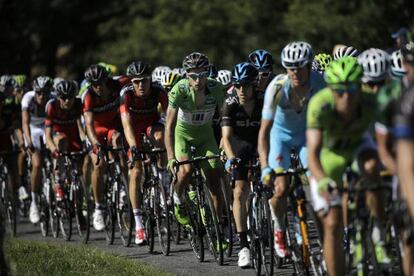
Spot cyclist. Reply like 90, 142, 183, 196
165, 52, 225, 230
333, 45, 359, 60
216, 69, 232, 90
221, 62, 261, 267
358, 48, 391, 94
152, 66, 171, 85
208, 64, 218, 79
390, 50, 407, 80
120, 61, 168, 245
395, 41, 414, 275
0, 75, 16, 98
307, 56, 389, 275
21, 76, 53, 224
258, 41, 325, 258
82, 64, 124, 231
312, 53, 332, 74
248, 49, 274, 94
45, 80, 84, 202
160, 71, 182, 93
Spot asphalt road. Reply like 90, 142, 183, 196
10, 217, 297, 276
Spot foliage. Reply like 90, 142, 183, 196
0, 0, 413, 78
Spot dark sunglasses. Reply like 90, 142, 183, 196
331, 83, 359, 94
35, 90, 49, 96
188, 71, 208, 80
132, 76, 151, 84
259, 71, 272, 78
366, 80, 386, 88
59, 95, 74, 101
233, 82, 254, 89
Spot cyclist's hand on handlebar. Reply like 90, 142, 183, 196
224, 157, 239, 173
261, 166, 274, 185
26, 144, 35, 155
92, 143, 102, 155
51, 149, 60, 159
167, 159, 178, 174
317, 177, 337, 195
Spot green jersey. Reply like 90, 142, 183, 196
307, 88, 378, 159
376, 79, 403, 131
168, 78, 225, 131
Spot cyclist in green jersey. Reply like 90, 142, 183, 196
165, 52, 225, 228
307, 57, 388, 275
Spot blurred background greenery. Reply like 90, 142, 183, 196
1, 0, 413, 79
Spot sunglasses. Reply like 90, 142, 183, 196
188, 71, 208, 80
132, 76, 151, 84
233, 83, 253, 89
35, 90, 49, 96
259, 71, 272, 78
366, 80, 386, 88
331, 83, 359, 94
59, 95, 74, 101
283, 61, 307, 70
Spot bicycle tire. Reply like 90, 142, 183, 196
74, 176, 89, 241
155, 181, 171, 256
247, 193, 262, 276
201, 182, 224, 265
116, 174, 133, 247
258, 195, 274, 276
186, 187, 204, 262
220, 180, 234, 257
3, 174, 17, 237
104, 178, 116, 245
144, 185, 155, 252
80, 178, 92, 244
59, 197, 73, 241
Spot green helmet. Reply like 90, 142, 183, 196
13, 74, 27, 88
324, 56, 363, 85
312, 53, 332, 72
98, 62, 118, 76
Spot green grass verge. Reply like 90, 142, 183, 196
4, 238, 170, 276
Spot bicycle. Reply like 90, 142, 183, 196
96, 143, 132, 246
172, 147, 224, 265
0, 150, 19, 237
246, 159, 274, 276
52, 151, 89, 242
131, 134, 170, 255
275, 148, 325, 276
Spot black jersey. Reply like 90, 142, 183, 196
221, 92, 263, 147
395, 85, 414, 140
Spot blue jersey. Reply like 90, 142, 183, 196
262, 71, 325, 169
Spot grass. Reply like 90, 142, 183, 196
4, 238, 170, 276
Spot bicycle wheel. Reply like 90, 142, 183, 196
248, 194, 261, 276
74, 176, 90, 242
286, 205, 307, 275
144, 185, 155, 252
40, 168, 52, 237
3, 175, 17, 236
116, 175, 133, 247
220, 180, 234, 257
48, 183, 59, 239
258, 195, 274, 276
59, 188, 73, 241
155, 181, 171, 256
187, 195, 205, 262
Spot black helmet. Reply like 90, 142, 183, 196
182, 52, 209, 71
0, 75, 16, 92
56, 80, 78, 98
401, 41, 414, 64
231, 62, 258, 85
207, 64, 218, 78
248, 49, 274, 71
84, 64, 109, 83
126, 61, 152, 77
33, 76, 53, 91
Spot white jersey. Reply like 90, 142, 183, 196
21, 91, 50, 127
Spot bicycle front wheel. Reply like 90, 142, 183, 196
155, 181, 171, 256
116, 175, 133, 247
258, 195, 274, 276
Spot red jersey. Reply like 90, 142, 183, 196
82, 78, 122, 129
119, 83, 167, 125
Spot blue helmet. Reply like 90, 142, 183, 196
231, 62, 258, 85
248, 49, 274, 71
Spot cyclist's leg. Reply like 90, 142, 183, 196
109, 129, 127, 177
174, 129, 192, 198
310, 148, 346, 276
30, 125, 44, 201
90, 128, 107, 208
147, 123, 166, 167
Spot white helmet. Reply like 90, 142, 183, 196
53, 77, 64, 90
216, 70, 232, 86
390, 50, 407, 79
358, 48, 390, 83
151, 66, 171, 84
281, 41, 313, 69
333, 46, 359, 60
172, 67, 186, 77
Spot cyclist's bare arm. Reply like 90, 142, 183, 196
45, 126, 57, 153
307, 128, 325, 181
22, 110, 32, 146
84, 111, 99, 146
77, 118, 87, 142
376, 130, 396, 174
258, 119, 272, 170
120, 113, 137, 148
165, 106, 178, 161
397, 140, 414, 199
222, 126, 235, 159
